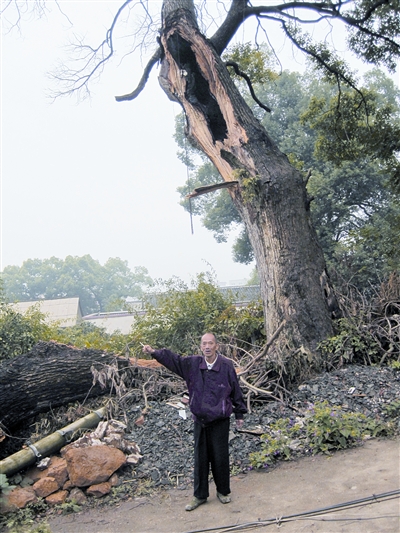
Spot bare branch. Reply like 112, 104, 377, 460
115, 46, 162, 102
239, 320, 287, 376
49, 0, 136, 99
225, 61, 271, 112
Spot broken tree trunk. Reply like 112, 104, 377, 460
0, 341, 128, 432
158, 0, 340, 363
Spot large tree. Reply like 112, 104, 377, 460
4, 0, 399, 364
116, 0, 399, 360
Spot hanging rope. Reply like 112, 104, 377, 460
183, 117, 194, 235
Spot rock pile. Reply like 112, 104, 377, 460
1, 420, 141, 512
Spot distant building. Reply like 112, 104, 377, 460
12, 297, 83, 328
219, 285, 261, 306
82, 310, 145, 335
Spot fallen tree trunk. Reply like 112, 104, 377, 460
0, 341, 128, 432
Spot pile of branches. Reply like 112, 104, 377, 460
323, 272, 400, 368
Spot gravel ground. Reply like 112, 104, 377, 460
124, 364, 400, 491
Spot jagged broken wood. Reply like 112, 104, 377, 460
186, 180, 238, 198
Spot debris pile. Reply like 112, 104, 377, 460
127, 364, 400, 489
2, 364, 400, 513
0, 420, 141, 513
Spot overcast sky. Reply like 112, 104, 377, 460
1, 1, 257, 285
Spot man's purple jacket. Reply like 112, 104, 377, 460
152, 349, 247, 426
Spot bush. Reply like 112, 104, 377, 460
319, 316, 381, 366
129, 274, 234, 355
129, 273, 265, 356
50, 321, 128, 354
0, 302, 53, 362
249, 401, 391, 468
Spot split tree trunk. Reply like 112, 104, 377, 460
0, 341, 126, 432
159, 0, 339, 362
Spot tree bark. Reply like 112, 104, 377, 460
0, 341, 126, 432
159, 0, 340, 361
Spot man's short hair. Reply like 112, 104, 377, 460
202, 332, 218, 343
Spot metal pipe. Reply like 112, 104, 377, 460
0, 406, 107, 477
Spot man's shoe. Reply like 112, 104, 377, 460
217, 492, 231, 504
185, 497, 207, 511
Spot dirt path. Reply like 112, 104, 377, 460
49, 437, 399, 533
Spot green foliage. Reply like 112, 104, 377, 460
301, 77, 400, 192
0, 302, 54, 362
249, 418, 300, 468
223, 43, 278, 85
232, 229, 254, 265
1, 255, 153, 315
234, 170, 261, 205
389, 360, 400, 371
55, 501, 81, 515
175, 63, 400, 292
347, 1, 400, 71
304, 402, 384, 454
1, 500, 49, 533
246, 267, 260, 286
0, 295, 128, 361
0, 474, 16, 503
383, 398, 400, 418
213, 301, 265, 347
249, 401, 391, 468
129, 273, 264, 355
318, 317, 381, 366
130, 273, 233, 354
50, 321, 128, 354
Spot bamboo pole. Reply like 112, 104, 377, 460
0, 406, 107, 477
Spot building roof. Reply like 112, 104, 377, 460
12, 297, 83, 328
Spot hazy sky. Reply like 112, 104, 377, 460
1, 1, 256, 285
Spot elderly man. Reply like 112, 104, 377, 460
142, 333, 247, 511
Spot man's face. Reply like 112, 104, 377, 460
201, 334, 218, 359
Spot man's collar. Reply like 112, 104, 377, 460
200, 354, 221, 370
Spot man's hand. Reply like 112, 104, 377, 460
235, 419, 244, 430
142, 344, 155, 355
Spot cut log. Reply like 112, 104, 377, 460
0, 341, 128, 432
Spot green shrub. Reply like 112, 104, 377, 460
318, 317, 381, 365
389, 360, 400, 371
213, 300, 265, 348
0, 474, 16, 504
0, 303, 54, 362
50, 321, 128, 354
0, 297, 129, 361
304, 401, 384, 454
129, 273, 265, 356
249, 401, 391, 468
249, 418, 301, 468
0, 499, 49, 533
129, 274, 233, 355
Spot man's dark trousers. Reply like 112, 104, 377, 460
193, 418, 230, 499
